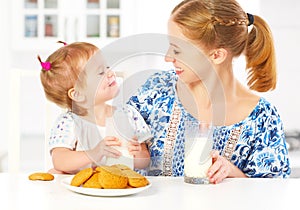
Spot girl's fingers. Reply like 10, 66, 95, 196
128, 140, 140, 146
104, 146, 122, 157
104, 136, 121, 146
128, 144, 141, 152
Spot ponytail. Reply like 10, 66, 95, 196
245, 15, 277, 92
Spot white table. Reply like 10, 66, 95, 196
1, 173, 299, 210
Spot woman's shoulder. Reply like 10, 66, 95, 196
243, 97, 283, 130
253, 97, 281, 117
142, 70, 177, 90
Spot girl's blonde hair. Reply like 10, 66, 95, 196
40, 42, 99, 115
171, 0, 277, 92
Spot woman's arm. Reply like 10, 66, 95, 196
207, 150, 247, 184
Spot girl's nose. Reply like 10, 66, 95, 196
106, 70, 115, 78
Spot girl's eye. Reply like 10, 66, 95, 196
98, 72, 105, 75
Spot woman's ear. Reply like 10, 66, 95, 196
209, 48, 227, 64
68, 88, 85, 102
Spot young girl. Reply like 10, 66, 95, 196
39, 41, 151, 174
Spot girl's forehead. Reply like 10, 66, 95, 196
84, 50, 107, 71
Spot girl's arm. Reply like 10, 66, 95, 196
51, 148, 93, 174
51, 136, 122, 174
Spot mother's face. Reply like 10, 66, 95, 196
165, 19, 215, 86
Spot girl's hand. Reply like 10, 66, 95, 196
128, 137, 150, 169
88, 136, 122, 163
127, 136, 142, 155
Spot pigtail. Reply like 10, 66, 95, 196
57, 41, 67, 46
37, 55, 51, 71
245, 15, 277, 92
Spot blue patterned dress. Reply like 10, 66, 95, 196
127, 70, 290, 178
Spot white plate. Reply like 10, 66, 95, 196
61, 176, 151, 197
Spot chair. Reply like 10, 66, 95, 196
8, 68, 61, 173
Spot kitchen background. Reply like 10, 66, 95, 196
0, 0, 299, 175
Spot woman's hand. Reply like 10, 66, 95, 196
207, 150, 247, 184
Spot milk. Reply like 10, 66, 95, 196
184, 137, 212, 178
105, 117, 134, 169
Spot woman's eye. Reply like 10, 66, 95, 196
173, 50, 180, 55
98, 72, 105, 75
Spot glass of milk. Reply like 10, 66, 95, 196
184, 120, 214, 184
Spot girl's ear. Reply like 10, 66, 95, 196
209, 48, 227, 64
68, 88, 85, 102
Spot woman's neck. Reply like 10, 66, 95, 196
178, 61, 239, 125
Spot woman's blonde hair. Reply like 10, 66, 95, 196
40, 42, 99, 115
171, 0, 277, 92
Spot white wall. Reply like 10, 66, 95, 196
0, 0, 12, 151
259, 0, 300, 130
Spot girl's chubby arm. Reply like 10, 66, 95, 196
51, 136, 122, 174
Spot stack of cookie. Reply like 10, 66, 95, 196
70, 164, 149, 189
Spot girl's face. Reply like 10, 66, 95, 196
77, 51, 119, 107
165, 19, 214, 85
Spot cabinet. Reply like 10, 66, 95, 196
12, 0, 136, 51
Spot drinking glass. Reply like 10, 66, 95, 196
105, 105, 152, 169
184, 120, 214, 184
105, 115, 134, 169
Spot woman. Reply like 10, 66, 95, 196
127, 0, 290, 183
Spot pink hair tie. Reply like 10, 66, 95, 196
41, 61, 51, 71
57, 41, 67, 46
37, 55, 51, 71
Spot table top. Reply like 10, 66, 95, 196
1, 173, 299, 210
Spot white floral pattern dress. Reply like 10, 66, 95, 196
127, 70, 291, 177
48, 104, 152, 168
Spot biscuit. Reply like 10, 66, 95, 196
71, 167, 93, 187
98, 166, 128, 189
28, 172, 54, 181
122, 169, 149, 188
82, 172, 102, 188
111, 164, 131, 171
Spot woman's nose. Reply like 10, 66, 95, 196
165, 55, 175, 63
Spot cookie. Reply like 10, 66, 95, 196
82, 172, 102, 188
111, 164, 132, 171
122, 169, 149, 188
98, 166, 128, 189
28, 172, 54, 181
70, 167, 93, 187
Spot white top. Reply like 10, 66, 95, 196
1, 173, 299, 210
48, 104, 152, 168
